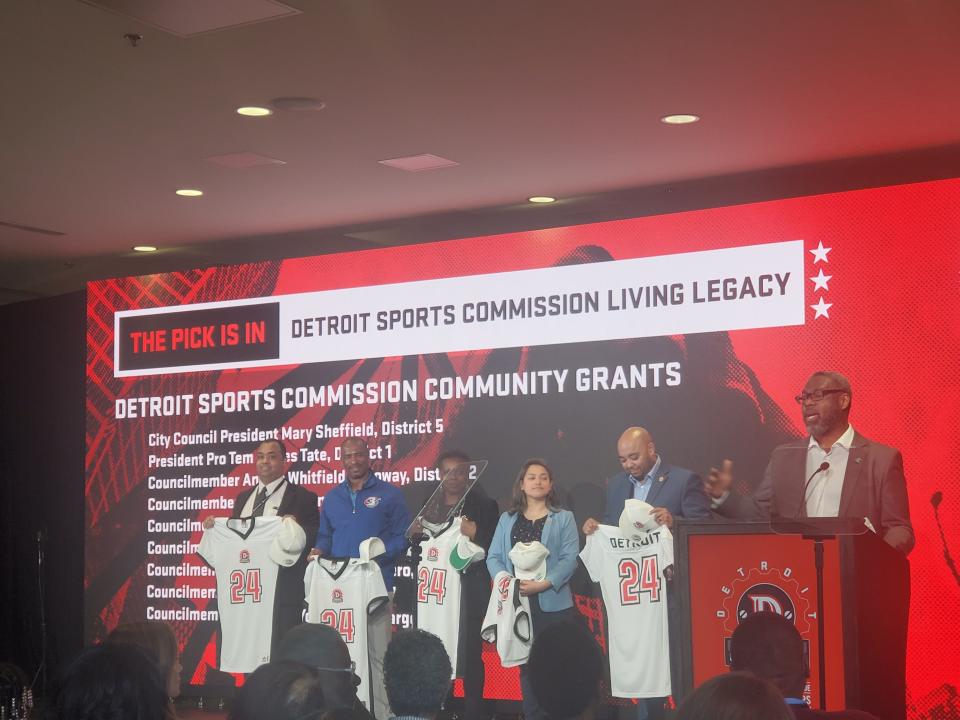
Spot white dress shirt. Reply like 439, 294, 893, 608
240, 476, 287, 517
805, 425, 855, 517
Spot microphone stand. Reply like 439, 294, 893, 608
34, 529, 48, 697
812, 536, 826, 710
408, 532, 427, 629
800, 462, 829, 708
931, 493, 960, 588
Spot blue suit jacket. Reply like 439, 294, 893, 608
486, 508, 579, 612
602, 461, 712, 525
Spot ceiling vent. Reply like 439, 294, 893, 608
77, 0, 301, 37
378, 153, 460, 173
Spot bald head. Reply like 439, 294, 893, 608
617, 427, 657, 479
342, 437, 371, 485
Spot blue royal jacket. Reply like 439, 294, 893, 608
486, 508, 579, 612
316, 472, 411, 590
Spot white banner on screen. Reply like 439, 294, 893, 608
114, 240, 805, 376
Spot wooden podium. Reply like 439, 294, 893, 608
672, 519, 909, 720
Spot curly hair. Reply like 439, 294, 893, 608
383, 630, 451, 717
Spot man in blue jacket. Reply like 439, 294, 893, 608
582, 426, 711, 720
315, 437, 411, 589
313, 436, 411, 720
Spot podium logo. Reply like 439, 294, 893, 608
736, 583, 795, 621
718, 563, 812, 636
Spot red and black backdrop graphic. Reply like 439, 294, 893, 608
86, 178, 960, 712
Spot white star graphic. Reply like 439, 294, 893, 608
810, 297, 833, 319
810, 269, 832, 291
809, 241, 832, 264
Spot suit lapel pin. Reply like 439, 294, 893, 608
658, 475, 665, 483
856, 458, 863, 464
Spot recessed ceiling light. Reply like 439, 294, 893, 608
661, 114, 700, 125
236, 106, 273, 117
175, 188, 203, 197
132, 245, 157, 252
528, 196, 556, 203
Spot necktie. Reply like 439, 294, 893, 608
251, 486, 268, 517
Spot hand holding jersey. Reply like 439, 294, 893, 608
481, 570, 533, 667
304, 536, 389, 714
509, 541, 552, 596
580, 501, 675, 699
197, 516, 306, 673
413, 517, 487, 679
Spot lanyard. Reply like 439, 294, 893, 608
250, 479, 286, 516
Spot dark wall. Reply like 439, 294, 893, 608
0, 291, 85, 693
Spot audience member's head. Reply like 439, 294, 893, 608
54, 643, 170, 720
276, 623, 362, 711
729, 611, 807, 699
106, 620, 181, 698
320, 708, 373, 720
228, 660, 325, 720
383, 629, 451, 720
675, 672, 794, 720
527, 620, 603, 720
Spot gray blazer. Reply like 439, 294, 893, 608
716, 432, 914, 553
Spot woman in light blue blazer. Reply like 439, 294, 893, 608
486, 458, 580, 720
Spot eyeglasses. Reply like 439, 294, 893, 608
316, 660, 356, 674
794, 389, 846, 404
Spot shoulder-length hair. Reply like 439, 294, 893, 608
509, 458, 562, 515
106, 620, 178, 708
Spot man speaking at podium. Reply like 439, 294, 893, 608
705, 371, 914, 554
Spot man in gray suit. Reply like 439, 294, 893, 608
705, 371, 914, 554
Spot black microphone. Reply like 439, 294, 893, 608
801, 461, 831, 510
930, 490, 960, 589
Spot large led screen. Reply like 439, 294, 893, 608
86, 177, 960, 713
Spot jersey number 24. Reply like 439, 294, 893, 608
319, 608, 356, 643
417, 567, 448, 604
618, 555, 661, 604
